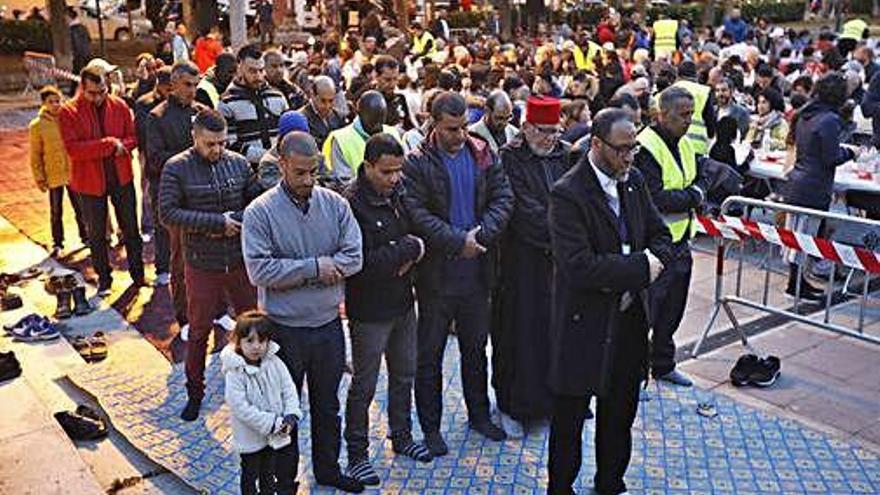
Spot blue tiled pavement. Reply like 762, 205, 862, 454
68, 340, 880, 494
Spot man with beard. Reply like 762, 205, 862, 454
373, 55, 413, 131
469, 90, 519, 155
714, 77, 751, 141
404, 91, 514, 455
265, 48, 309, 110
492, 96, 574, 438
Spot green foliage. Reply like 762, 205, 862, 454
0, 20, 53, 54
448, 10, 487, 29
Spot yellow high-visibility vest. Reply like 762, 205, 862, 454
653, 19, 678, 60
841, 19, 868, 41
322, 124, 402, 176
573, 41, 601, 73
412, 31, 438, 59
672, 79, 711, 156
197, 78, 220, 109
637, 126, 697, 242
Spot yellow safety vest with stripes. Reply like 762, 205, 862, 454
322, 124, 402, 176
672, 79, 711, 156
653, 19, 678, 60
637, 126, 697, 242
841, 19, 867, 41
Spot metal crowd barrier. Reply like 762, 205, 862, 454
690, 196, 880, 357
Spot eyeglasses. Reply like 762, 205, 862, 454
599, 137, 641, 156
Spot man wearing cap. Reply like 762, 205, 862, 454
258, 110, 315, 190
59, 65, 145, 295
493, 96, 574, 438
323, 90, 401, 183
403, 91, 513, 455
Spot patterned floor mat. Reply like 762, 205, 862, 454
68, 341, 880, 494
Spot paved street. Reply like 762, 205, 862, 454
0, 113, 878, 493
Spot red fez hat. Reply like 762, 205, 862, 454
525, 96, 561, 125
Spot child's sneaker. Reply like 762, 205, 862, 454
3, 313, 45, 333
11, 319, 60, 342
346, 458, 380, 486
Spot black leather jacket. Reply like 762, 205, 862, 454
159, 148, 261, 271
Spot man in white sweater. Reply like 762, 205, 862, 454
242, 131, 365, 493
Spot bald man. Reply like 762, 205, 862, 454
300, 75, 346, 149
469, 90, 519, 154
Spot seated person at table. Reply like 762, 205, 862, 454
746, 88, 788, 151
711, 116, 769, 201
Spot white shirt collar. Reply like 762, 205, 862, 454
588, 153, 619, 199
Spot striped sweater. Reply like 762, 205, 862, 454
219, 81, 289, 165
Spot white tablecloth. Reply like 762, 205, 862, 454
733, 144, 880, 194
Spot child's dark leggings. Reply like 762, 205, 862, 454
240, 439, 299, 495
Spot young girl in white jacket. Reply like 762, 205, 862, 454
223, 311, 302, 495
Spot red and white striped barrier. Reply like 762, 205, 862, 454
695, 215, 880, 274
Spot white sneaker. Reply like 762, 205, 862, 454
154, 272, 171, 286
500, 412, 524, 439
214, 314, 236, 332
179, 324, 189, 342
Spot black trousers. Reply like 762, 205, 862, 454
547, 308, 647, 495
49, 186, 88, 248
415, 287, 491, 433
78, 183, 144, 287
240, 441, 299, 495
148, 178, 170, 274
273, 318, 345, 483
648, 242, 692, 376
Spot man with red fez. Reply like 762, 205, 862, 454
492, 96, 575, 438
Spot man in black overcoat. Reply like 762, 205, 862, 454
546, 108, 675, 495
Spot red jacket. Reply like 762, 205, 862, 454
58, 94, 137, 196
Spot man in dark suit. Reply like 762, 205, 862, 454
430, 9, 451, 41
546, 108, 675, 495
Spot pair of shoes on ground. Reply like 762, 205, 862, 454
730, 354, 781, 387
54, 404, 108, 441
0, 351, 21, 382
3, 314, 60, 342
317, 473, 365, 493
71, 332, 109, 362
45, 274, 93, 319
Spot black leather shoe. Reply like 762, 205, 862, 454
424, 430, 449, 457
180, 397, 201, 422
470, 419, 508, 441
317, 474, 364, 493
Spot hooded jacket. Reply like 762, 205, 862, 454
29, 106, 71, 190
222, 341, 302, 454
58, 93, 137, 196
784, 101, 855, 210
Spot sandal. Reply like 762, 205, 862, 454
88, 332, 108, 362
71, 336, 92, 361
75, 404, 104, 423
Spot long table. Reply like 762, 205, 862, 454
733, 144, 880, 194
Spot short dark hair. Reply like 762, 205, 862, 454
678, 60, 697, 79
39, 85, 62, 102
430, 91, 467, 121
79, 66, 105, 86
193, 108, 227, 132
756, 64, 775, 79
608, 92, 640, 112
759, 87, 785, 113
232, 310, 274, 353
438, 70, 459, 91
170, 61, 199, 80
236, 43, 263, 63
364, 133, 404, 164
373, 55, 399, 74
592, 108, 632, 141
815, 72, 848, 107
792, 75, 814, 93
790, 92, 809, 110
